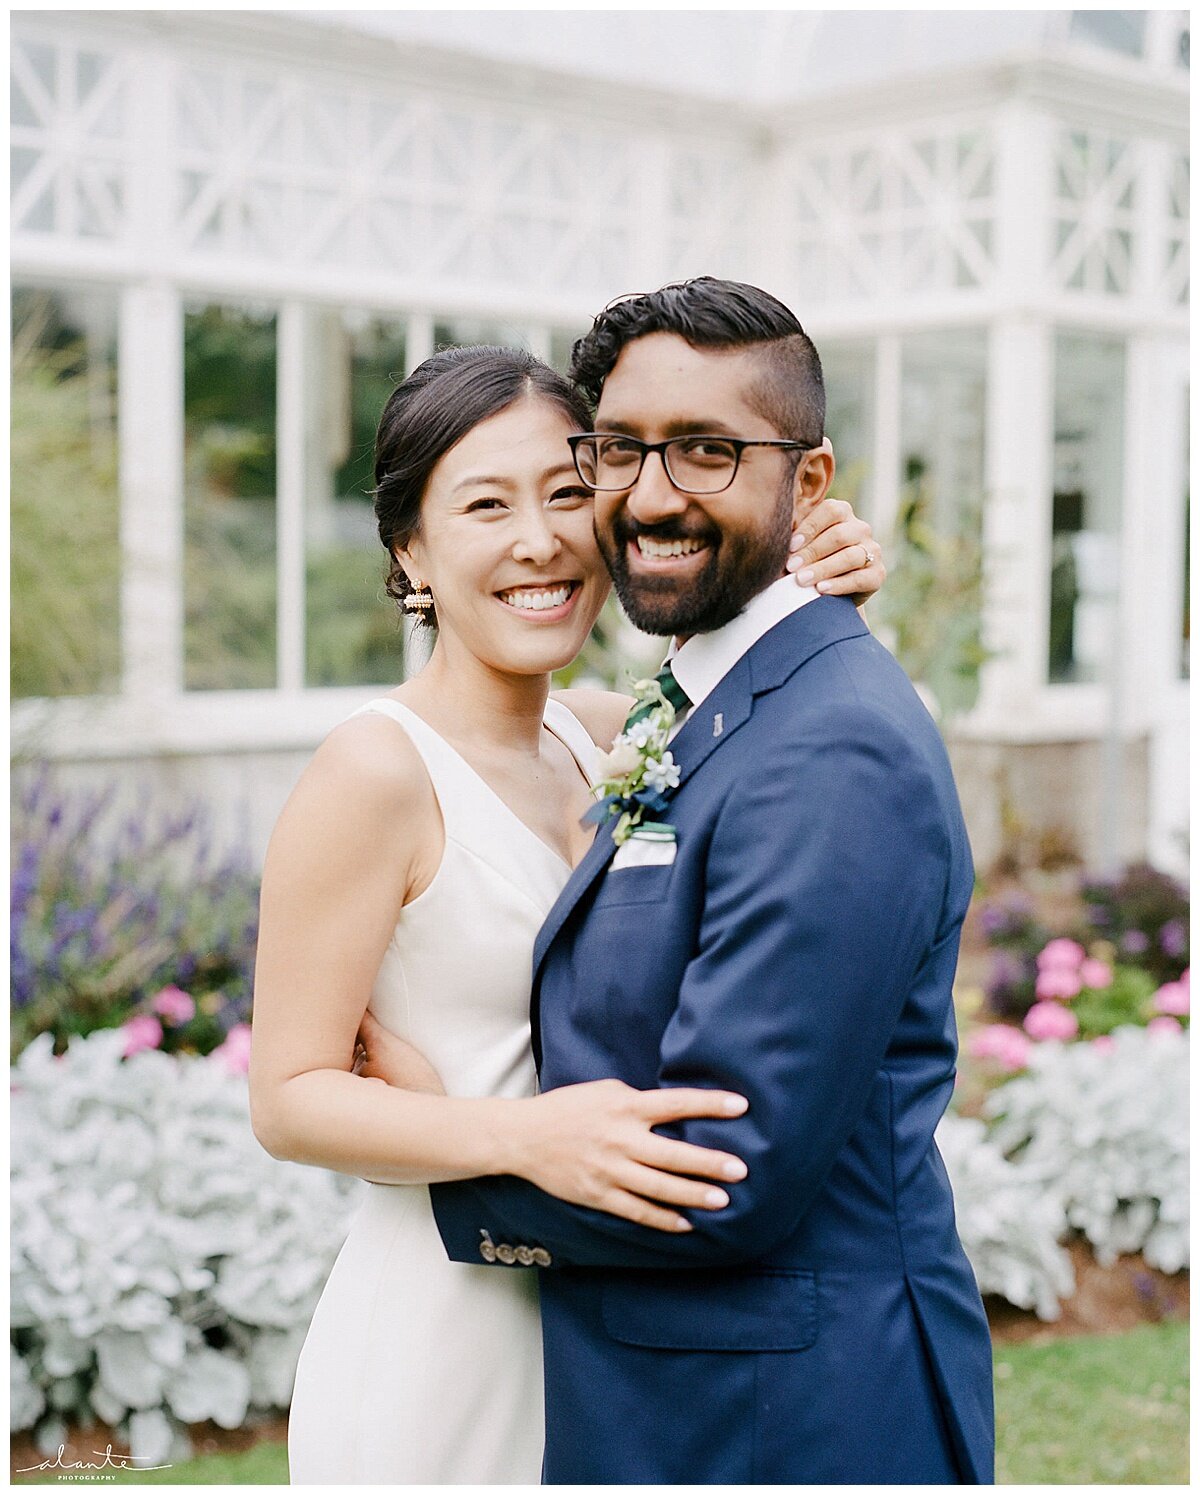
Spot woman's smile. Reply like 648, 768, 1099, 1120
495, 579, 583, 621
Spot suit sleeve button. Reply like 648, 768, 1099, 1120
496, 1244, 517, 1264
515, 1245, 534, 1266
479, 1239, 497, 1263
532, 1247, 552, 1267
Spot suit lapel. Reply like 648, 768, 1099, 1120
530, 596, 870, 1056
532, 814, 619, 982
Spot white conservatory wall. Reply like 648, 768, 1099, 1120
10, 10, 1189, 873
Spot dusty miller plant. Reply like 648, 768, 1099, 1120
936, 1114, 1075, 1320
10, 1031, 363, 1462
984, 1026, 1188, 1273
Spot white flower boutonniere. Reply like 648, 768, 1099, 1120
586, 678, 683, 846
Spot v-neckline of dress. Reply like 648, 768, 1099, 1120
391, 703, 591, 874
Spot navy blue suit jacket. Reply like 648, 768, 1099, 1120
431, 596, 995, 1484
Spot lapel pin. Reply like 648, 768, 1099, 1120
713, 712, 724, 737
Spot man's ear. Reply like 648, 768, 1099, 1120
792, 437, 836, 521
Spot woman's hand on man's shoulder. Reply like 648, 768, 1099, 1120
550, 687, 634, 750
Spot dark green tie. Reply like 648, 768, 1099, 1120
623, 662, 691, 732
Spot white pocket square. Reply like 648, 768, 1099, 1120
611, 837, 677, 869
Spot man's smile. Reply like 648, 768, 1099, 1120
627, 534, 714, 575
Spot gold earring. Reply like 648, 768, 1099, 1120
403, 581, 433, 612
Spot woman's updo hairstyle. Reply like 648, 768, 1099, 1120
373, 345, 594, 624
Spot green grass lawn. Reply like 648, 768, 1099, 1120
12, 1322, 1188, 1485
995, 1321, 1189, 1484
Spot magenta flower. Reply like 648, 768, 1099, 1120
1023, 1001, 1079, 1042
1147, 1015, 1183, 1037
1036, 938, 1086, 972
151, 985, 196, 1024
1078, 958, 1113, 990
212, 1022, 253, 1075
122, 1013, 164, 1058
967, 1024, 1032, 1072
1035, 967, 1082, 1000
1091, 1035, 1116, 1054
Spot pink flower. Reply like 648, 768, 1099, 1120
212, 1023, 253, 1076
967, 1024, 1032, 1072
122, 1014, 163, 1058
1079, 959, 1113, 990
1036, 938, 1086, 972
1023, 1001, 1079, 1042
1153, 980, 1190, 1016
1036, 967, 1082, 1000
1091, 1035, 1116, 1054
151, 985, 196, 1024
1147, 1015, 1183, 1037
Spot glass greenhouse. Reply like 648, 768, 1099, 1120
10, 10, 1189, 871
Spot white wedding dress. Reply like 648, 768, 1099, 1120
287, 696, 598, 1485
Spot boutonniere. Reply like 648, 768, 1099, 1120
584, 678, 683, 846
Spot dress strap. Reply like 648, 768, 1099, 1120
348, 698, 489, 844
543, 698, 602, 787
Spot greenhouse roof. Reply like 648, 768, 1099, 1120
299, 10, 1186, 103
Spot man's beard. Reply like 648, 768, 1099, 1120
597, 484, 795, 637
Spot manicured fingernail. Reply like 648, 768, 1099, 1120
722, 1159, 748, 1180
793, 569, 815, 586
705, 1189, 729, 1209
721, 1095, 749, 1115
816, 581, 832, 592
674, 1217, 694, 1232
793, 530, 811, 547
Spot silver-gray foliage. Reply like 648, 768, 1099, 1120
936, 1113, 1076, 1320
10, 1030, 363, 1459
983, 1026, 1189, 1273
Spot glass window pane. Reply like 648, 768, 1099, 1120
1050, 333, 1125, 684
305, 310, 408, 687
880, 330, 987, 717
549, 327, 587, 378
900, 329, 987, 535
1181, 383, 1190, 681
1069, 11, 1147, 57
12, 286, 120, 698
183, 303, 278, 691
433, 317, 530, 352
821, 342, 875, 518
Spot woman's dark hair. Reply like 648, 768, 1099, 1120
570, 276, 824, 447
373, 346, 593, 621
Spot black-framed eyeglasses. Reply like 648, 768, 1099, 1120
568, 433, 813, 496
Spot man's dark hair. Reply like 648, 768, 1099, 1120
569, 276, 825, 446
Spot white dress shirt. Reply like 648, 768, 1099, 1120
665, 575, 820, 738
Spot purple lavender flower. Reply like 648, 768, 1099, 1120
1160, 919, 1187, 958
979, 904, 1008, 937
986, 950, 1025, 995
1121, 929, 1151, 955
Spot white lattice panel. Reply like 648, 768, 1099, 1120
1051, 127, 1138, 296
173, 60, 639, 298
11, 34, 132, 241
663, 147, 756, 281
1164, 151, 1189, 306
782, 125, 997, 304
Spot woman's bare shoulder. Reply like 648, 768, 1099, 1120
550, 687, 633, 749
268, 710, 437, 867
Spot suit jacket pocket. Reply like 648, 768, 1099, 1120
590, 861, 677, 909
601, 1268, 817, 1352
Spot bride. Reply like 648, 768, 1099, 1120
248, 343, 883, 1483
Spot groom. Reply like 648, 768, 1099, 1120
437, 279, 994, 1482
